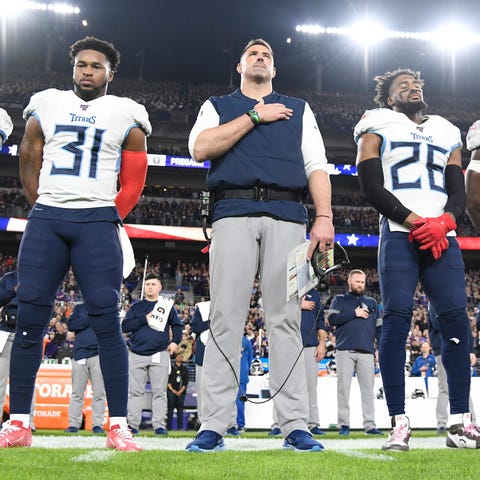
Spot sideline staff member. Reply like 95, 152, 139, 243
186, 38, 334, 452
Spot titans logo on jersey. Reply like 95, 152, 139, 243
23, 89, 152, 209
354, 108, 462, 233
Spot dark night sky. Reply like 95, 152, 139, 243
3, 0, 480, 94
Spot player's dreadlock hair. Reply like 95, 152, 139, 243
373, 68, 423, 109
69, 36, 121, 72
240, 38, 274, 60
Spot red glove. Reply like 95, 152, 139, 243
427, 236, 449, 260
411, 213, 456, 249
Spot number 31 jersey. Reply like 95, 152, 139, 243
23, 88, 152, 209
354, 108, 462, 233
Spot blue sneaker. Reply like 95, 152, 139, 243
186, 430, 225, 452
128, 426, 139, 435
283, 430, 325, 451
365, 428, 383, 435
339, 425, 350, 436
155, 428, 168, 435
92, 426, 104, 434
310, 426, 326, 435
64, 426, 79, 433
268, 427, 282, 436
226, 427, 240, 436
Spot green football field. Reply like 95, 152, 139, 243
0, 430, 477, 480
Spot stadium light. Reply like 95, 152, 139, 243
0, 1, 80, 17
347, 20, 388, 47
431, 24, 480, 51
295, 21, 480, 51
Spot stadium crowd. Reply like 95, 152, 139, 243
2, 71, 480, 146
0, 252, 479, 378
0, 176, 479, 235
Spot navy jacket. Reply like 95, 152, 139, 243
328, 291, 379, 353
67, 303, 100, 361
0, 271, 17, 333
300, 288, 325, 347
122, 298, 183, 356
190, 303, 210, 367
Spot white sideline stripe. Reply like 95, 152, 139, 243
30, 435, 446, 451
72, 450, 117, 462
341, 450, 394, 461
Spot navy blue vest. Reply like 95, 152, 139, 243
208, 89, 308, 224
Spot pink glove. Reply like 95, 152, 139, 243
411, 213, 456, 249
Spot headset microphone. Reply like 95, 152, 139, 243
311, 242, 350, 291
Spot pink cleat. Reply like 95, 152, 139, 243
0, 420, 32, 448
106, 424, 142, 451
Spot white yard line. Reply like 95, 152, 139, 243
31, 435, 446, 451
72, 450, 117, 462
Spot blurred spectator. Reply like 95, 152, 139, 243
166, 352, 189, 430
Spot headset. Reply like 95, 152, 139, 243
311, 242, 350, 292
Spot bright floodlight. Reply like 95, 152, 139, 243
432, 24, 480, 51
295, 21, 480, 51
348, 20, 388, 47
0, 1, 80, 16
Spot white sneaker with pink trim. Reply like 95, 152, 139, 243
382, 415, 410, 451
446, 413, 480, 449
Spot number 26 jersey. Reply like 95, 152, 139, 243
354, 108, 462, 233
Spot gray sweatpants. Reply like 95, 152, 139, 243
0, 332, 35, 427
127, 350, 170, 430
201, 216, 308, 437
68, 355, 106, 429
336, 349, 376, 431
304, 346, 321, 429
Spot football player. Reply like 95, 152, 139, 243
0, 36, 151, 451
355, 68, 478, 451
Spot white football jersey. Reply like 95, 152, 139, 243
23, 89, 152, 209
0, 108, 13, 144
466, 119, 480, 152
354, 108, 461, 233
466, 120, 480, 174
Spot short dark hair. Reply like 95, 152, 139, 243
145, 273, 161, 282
240, 38, 273, 60
69, 36, 121, 72
373, 68, 423, 109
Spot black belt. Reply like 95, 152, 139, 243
348, 349, 372, 354
215, 187, 303, 202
